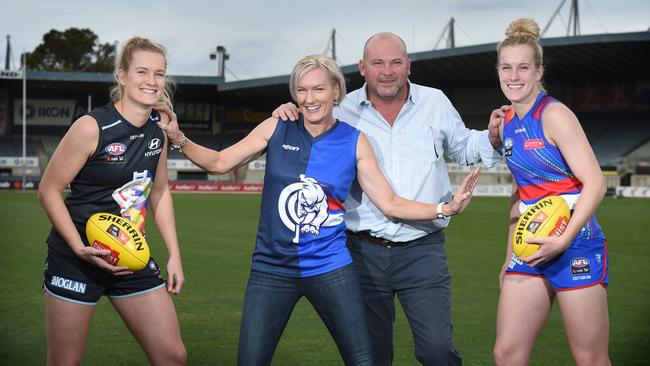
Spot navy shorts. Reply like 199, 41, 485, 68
505, 238, 608, 291
43, 246, 165, 306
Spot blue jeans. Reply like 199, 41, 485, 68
237, 264, 374, 366
347, 231, 462, 366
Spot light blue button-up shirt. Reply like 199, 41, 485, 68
335, 82, 502, 242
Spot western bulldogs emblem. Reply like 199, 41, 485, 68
297, 178, 329, 234
504, 138, 513, 157
278, 175, 343, 244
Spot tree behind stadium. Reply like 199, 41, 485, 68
24, 28, 115, 72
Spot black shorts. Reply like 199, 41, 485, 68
43, 246, 165, 306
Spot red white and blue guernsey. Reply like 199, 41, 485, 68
253, 117, 359, 278
503, 92, 608, 291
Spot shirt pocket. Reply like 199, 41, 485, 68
400, 126, 442, 165
429, 126, 444, 163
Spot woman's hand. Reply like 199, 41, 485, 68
443, 167, 481, 216
521, 235, 572, 267
271, 102, 300, 121
154, 103, 184, 146
166, 255, 185, 295
74, 246, 132, 276
488, 105, 509, 149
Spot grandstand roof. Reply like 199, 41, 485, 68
24, 71, 223, 86
218, 31, 650, 99
0, 69, 223, 105
4, 31, 647, 101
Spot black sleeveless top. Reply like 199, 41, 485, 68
47, 103, 165, 254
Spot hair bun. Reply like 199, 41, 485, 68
505, 18, 540, 41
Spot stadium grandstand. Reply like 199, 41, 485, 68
1, 27, 649, 197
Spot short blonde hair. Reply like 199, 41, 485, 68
289, 55, 346, 104
109, 37, 175, 110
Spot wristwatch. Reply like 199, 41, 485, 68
437, 202, 448, 219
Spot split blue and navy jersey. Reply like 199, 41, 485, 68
503, 92, 604, 241
253, 118, 360, 278
47, 103, 165, 254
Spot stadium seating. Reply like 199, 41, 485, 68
0, 136, 38, 156
40, 135, 62, 157
580, 111, 650, 165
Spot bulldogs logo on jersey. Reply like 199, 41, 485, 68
504, 138, 513, 157
278, 175, 343, 244
297, 179, 329, 235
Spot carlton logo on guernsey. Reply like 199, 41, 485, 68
253, 117, 359, 278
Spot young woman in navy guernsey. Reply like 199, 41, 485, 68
489, 19, 610, 366
38, 37, 186, 365
157, 54, 480, 366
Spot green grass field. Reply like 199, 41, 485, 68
0, 192, 648, 365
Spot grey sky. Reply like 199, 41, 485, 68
2, 0, 648, 81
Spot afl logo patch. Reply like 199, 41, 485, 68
105, 142, 127, 163
105, 143, 127, 156
571, 257, 590, 275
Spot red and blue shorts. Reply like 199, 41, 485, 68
505, 238, 608, 291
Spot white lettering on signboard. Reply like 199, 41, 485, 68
13, 99, 77, 126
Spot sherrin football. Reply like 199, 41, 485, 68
512, 196, 571, 258
86, 212, 150, 271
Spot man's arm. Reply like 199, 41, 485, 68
439, 93, 503, 168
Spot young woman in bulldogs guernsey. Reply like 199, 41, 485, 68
38, 37, 186, 365
156, 54, 480, 365
490, 18, 610, 366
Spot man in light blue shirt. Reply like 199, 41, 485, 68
274, 32, 502, 366
339, 75, 502, 240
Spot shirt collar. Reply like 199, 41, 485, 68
356, 80, 417, 108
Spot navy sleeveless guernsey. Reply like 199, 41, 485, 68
47, 103, 165, 254
253, 118, 360, 278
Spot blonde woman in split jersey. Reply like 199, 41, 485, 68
157, 54, 481, 365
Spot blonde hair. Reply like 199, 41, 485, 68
109, 37, 175, 110
497, 18, 545, 91
289, 55, 346, 105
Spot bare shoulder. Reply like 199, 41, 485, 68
259, 116, 280, 128
62, 115, 100, 155
542, 102, 578, 124
69, 115, 100, 137
542, 101, 584, 144
254, 116, 280, 136
355, 132, 373, 158
357, 131, 369, 145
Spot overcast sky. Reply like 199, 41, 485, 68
2, 0, 648, 81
